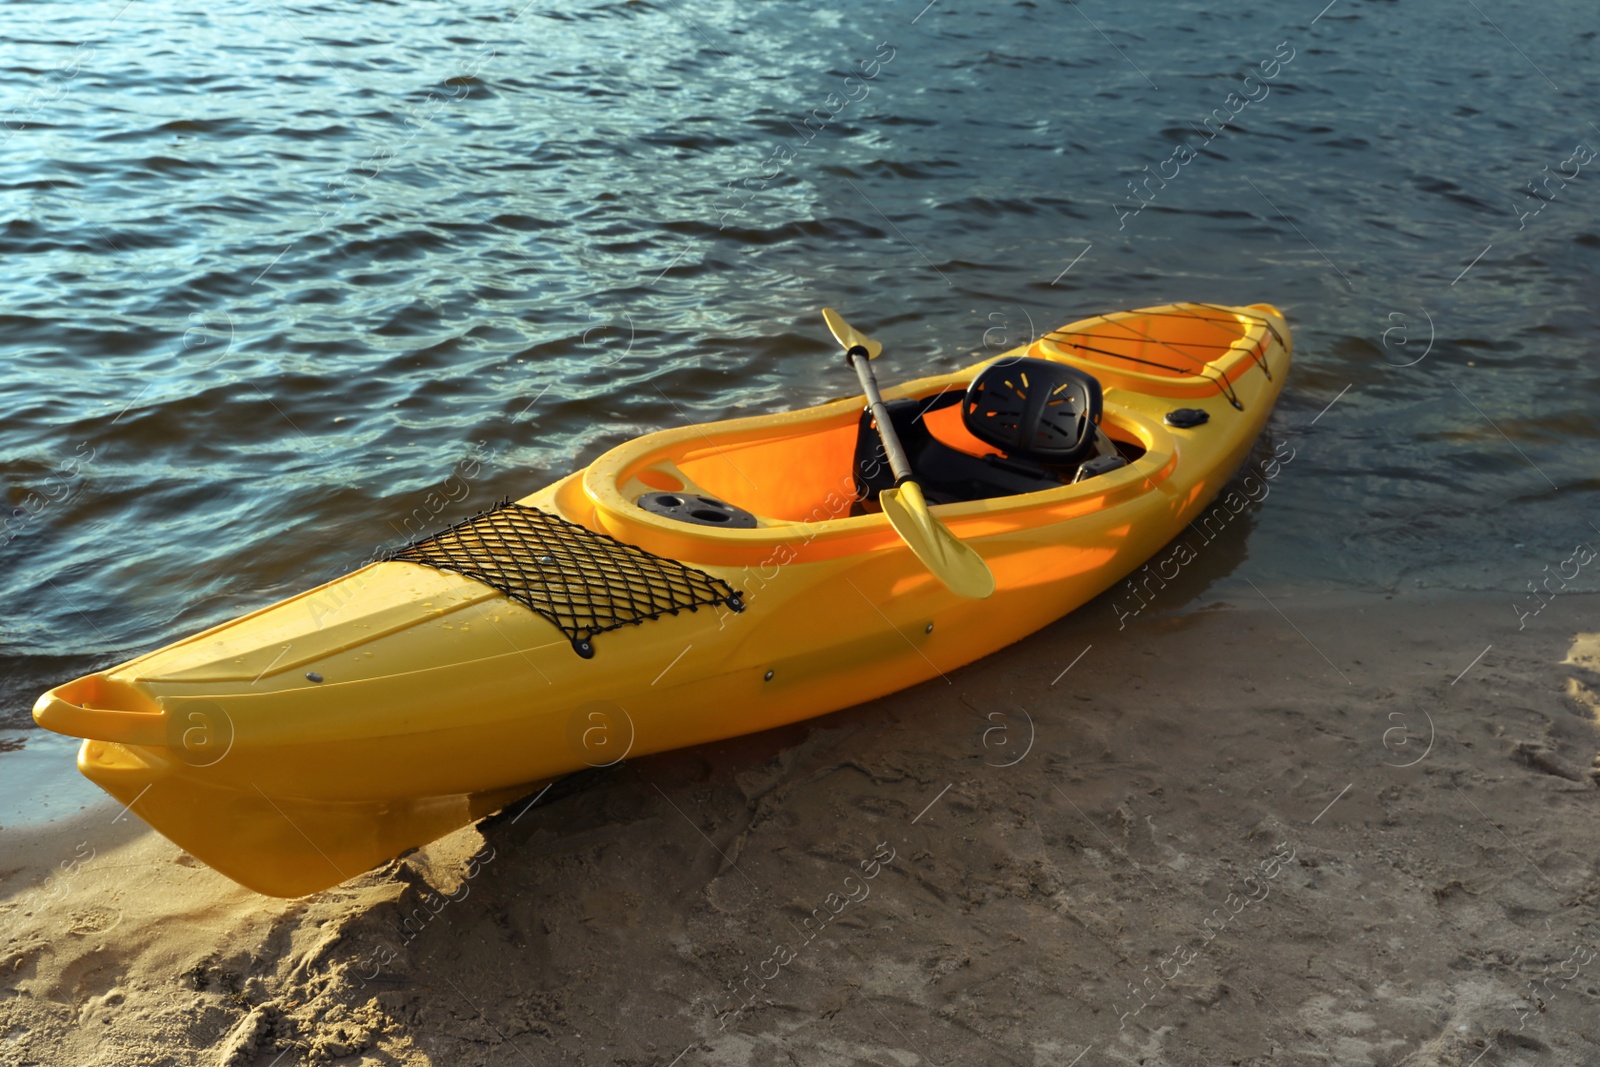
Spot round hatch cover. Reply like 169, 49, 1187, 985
1164, 408, 1210, 429
637, 492, 758, 529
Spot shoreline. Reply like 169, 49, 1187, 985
3, 587, 1598, 1065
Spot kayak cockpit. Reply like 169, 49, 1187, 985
618, 357, 1142, 528
570, 303, 1287, 563
578, 365, 1149, 536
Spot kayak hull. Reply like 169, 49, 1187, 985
36, 303, 1292, 896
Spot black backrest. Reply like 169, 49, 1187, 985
963, 357, 1103, 465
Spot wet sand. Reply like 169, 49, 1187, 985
3, 589, 1598, 1066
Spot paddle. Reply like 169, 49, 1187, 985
822, 308, 995, 600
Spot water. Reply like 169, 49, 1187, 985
3, 0, 1598, 737
0, 731, 107, 829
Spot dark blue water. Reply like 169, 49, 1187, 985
4, 0, 1599, 732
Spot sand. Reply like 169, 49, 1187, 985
3, 589, 1598, 1066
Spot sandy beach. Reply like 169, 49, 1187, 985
4, 588, 1596, 1066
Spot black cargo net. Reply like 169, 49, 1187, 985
383, 501, 743, 658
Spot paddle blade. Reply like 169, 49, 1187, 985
879, 481, 996, 599
822, 307, 883, 360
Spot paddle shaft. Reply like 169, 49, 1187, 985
825, 312, 994, 598
846, 348, 913, 486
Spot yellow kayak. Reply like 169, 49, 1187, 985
34, 302, 1291, 896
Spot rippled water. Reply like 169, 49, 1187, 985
3, 0, 1598, 731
